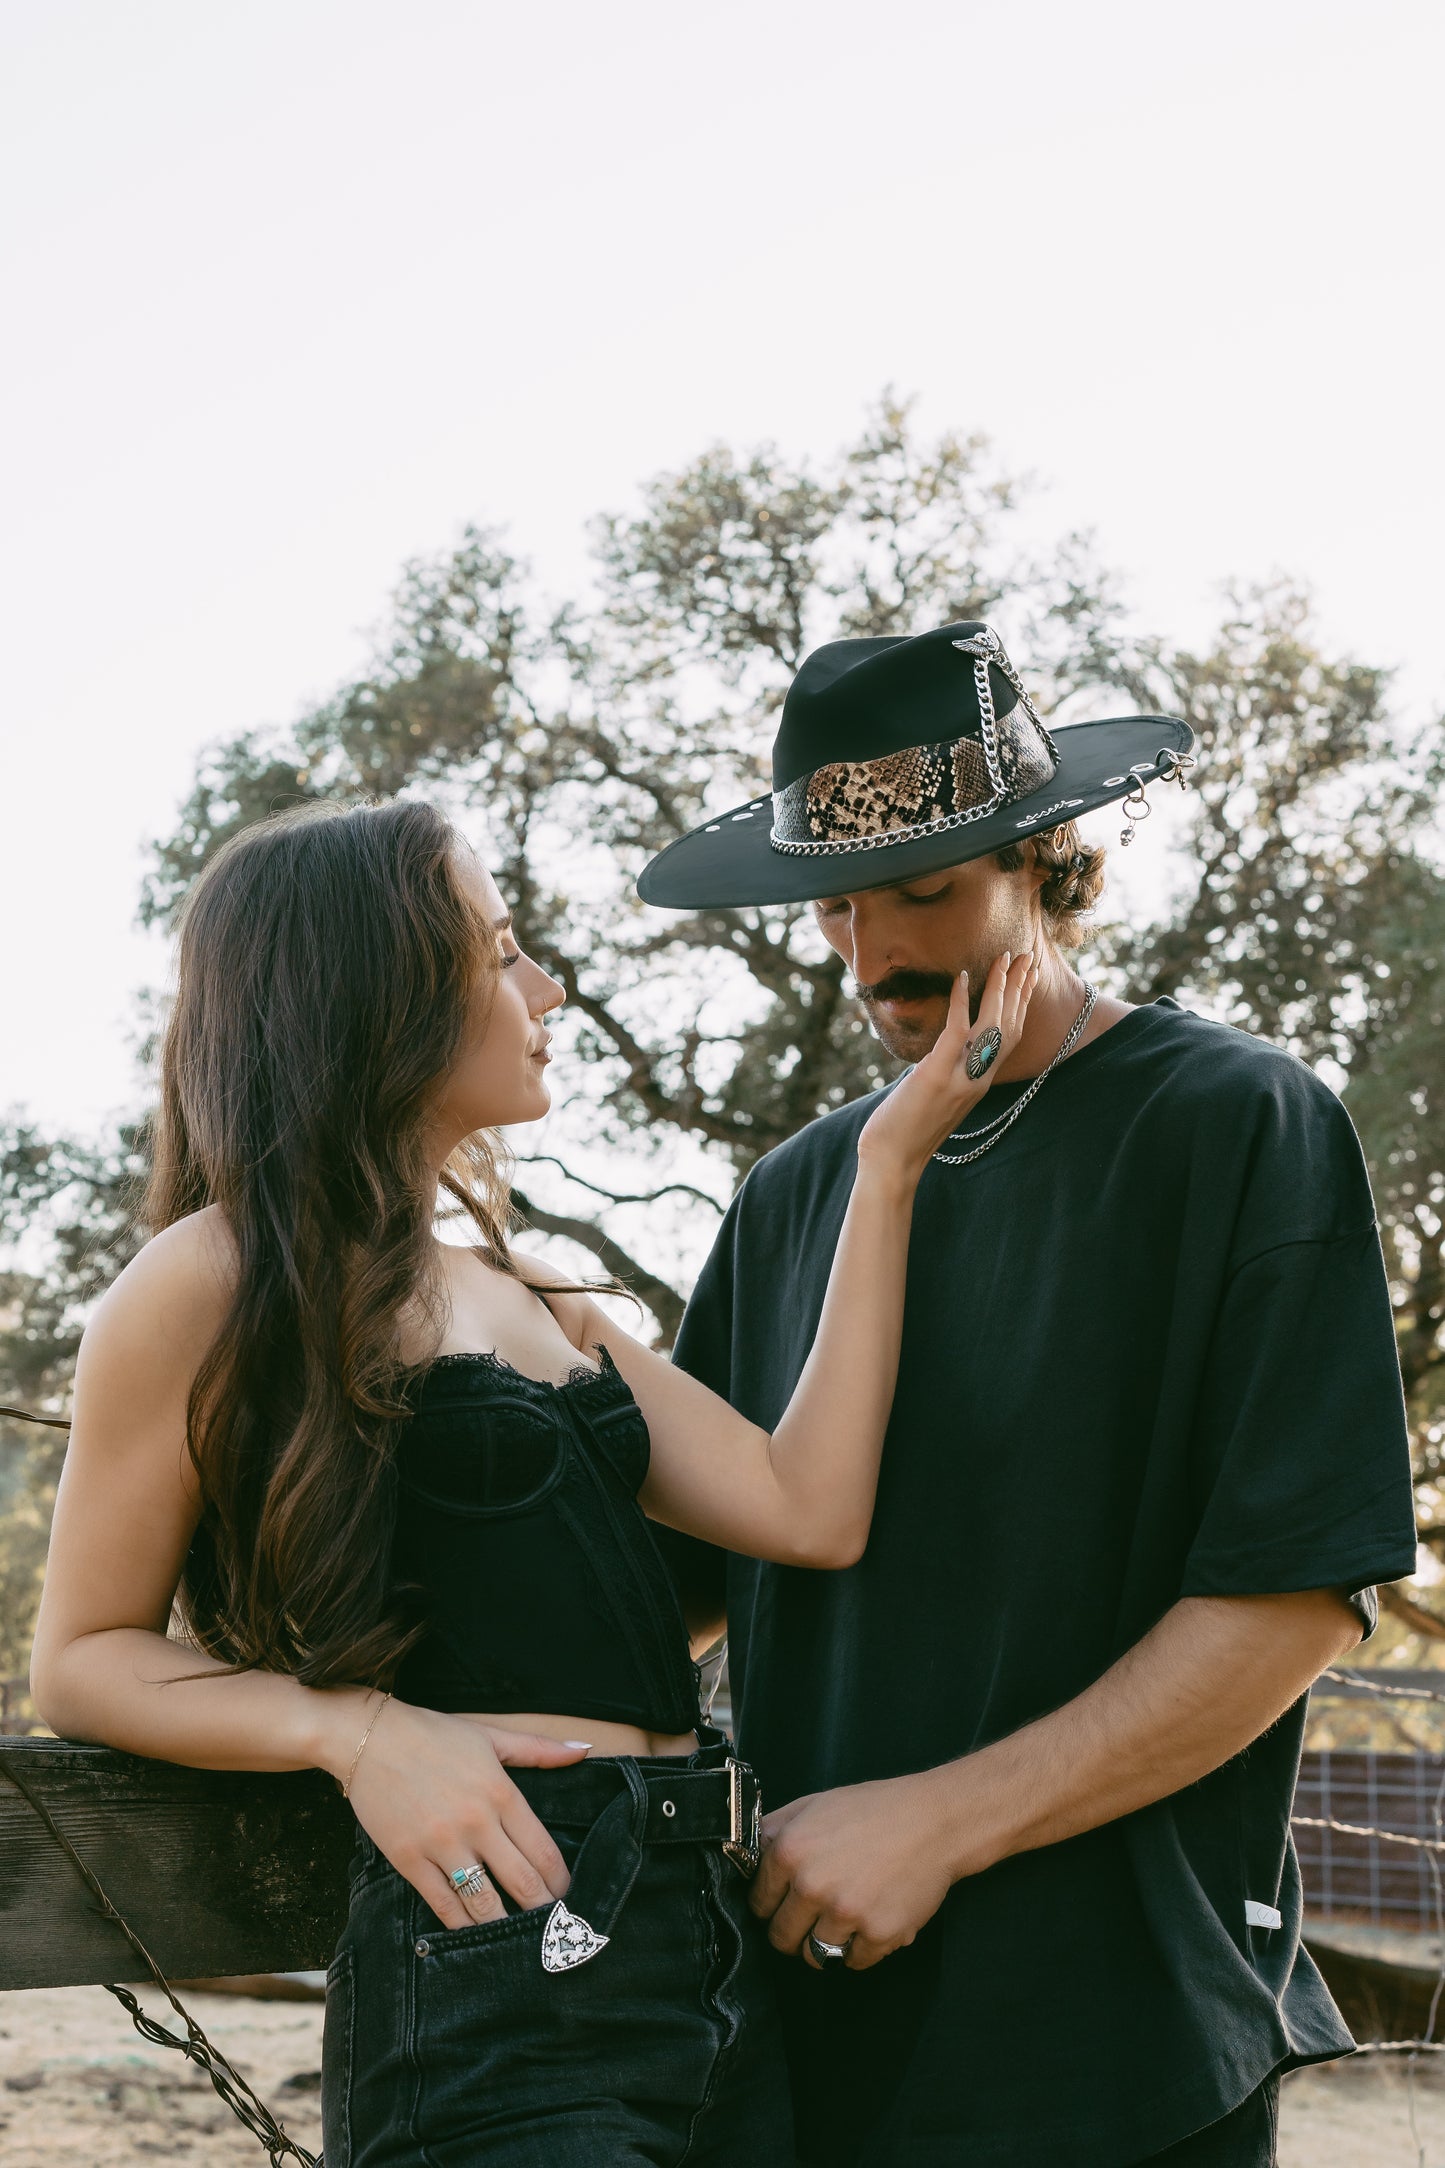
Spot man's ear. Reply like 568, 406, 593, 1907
1022, 837, 1051, 893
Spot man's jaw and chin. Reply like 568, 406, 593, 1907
863, 993, 953, 1063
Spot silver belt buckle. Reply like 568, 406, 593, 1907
723, 1755, 762, 1876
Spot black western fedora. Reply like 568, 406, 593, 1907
636, 620, 1196, 909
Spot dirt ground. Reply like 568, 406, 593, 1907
1279, 2055, 1445, 2165
0, 1981, 325, 2165
2, 1981, 1444, 2164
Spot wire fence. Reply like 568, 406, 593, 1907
1294, 1667, 1445, 2168
1288, 1666, 1445, 2069
1297, 1745, 1445, 1918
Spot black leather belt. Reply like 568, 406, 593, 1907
508, 1754, 762, 1875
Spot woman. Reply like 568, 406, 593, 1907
28, 797, 1036, 2166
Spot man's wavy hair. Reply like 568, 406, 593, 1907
995, 821, 1107, 948
142, 796, 534, 1693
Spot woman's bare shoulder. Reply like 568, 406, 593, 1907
81, 1204, 239, 1388
511, 1249, 608, 1351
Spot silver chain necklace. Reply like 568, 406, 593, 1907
931, 983, 1098, 1166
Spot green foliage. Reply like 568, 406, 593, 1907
0, 1119, 151, 1693
1094, 584, 1445, 1553
3, 393, 1444, 1682
143, 397, 1153, 1187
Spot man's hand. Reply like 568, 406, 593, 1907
751, 1586, 1364, 1971
749, 1771, 955, 1971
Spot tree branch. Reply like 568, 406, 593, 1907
515, 1156, 724, 1215
541, 953, 749, 1150
511, 1188, 687, 1345
1378, 1582, 1445, 1642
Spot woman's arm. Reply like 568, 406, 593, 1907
542, 950, 1038, 1567
28, 1212, 591, 1932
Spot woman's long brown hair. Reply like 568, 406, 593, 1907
143, 796, 527, 1692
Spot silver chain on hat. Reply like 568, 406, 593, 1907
955, 627, 1062, 767
931, 982, 1098, 1165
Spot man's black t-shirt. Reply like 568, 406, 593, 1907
667, 996, 1418, 2166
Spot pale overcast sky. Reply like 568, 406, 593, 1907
2, 0, 1441, 1141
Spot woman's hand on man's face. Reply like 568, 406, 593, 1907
856, 948, 1040, 1182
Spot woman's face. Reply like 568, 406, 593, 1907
426, 848, 565, 1153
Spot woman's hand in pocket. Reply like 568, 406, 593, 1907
327, 1692, 590, 1929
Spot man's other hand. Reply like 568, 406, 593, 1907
749, 1773, 954, 1971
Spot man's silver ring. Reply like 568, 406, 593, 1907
806, 1930, 852, 1965
450, 1864, 491, 1898
964, 1027, 1002, 1081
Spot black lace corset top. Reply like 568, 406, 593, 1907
384, 1344, 703, 1735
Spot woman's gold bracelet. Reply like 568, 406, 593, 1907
337, 1687, 392, 1798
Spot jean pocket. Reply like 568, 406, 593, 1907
411, 1824, 589, 1963
412, 1898, 554, 1960
320, 1945, 355, 2168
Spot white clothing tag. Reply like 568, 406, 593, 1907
1244, 1899, 1282, 1930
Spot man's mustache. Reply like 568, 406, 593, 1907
855, 968, 959, 1005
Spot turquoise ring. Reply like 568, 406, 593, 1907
965, 1028, 1002, 1081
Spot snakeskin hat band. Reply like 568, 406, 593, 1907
636, 618, 1196, 910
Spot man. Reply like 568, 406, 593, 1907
636, 622, 1419, 2166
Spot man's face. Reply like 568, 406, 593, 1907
812, 851, 1043, 1062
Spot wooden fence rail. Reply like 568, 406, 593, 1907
0, 1737, 353, 1991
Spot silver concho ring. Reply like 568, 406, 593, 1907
449, 1864, 491, 1899
806, 1930, 853, 1966
964, 1027, 1003, 1081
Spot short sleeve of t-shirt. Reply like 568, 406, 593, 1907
1180, 1072, 1417, 1612
670, 1196, 739, 1401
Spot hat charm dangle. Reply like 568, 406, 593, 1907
1117, 745, 1197, 845
1118, 774, 1151, 846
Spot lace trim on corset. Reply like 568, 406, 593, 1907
401, 1341, 624, 1397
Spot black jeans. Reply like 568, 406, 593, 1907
1132, 2073, 1281, 2166
320, 1741, 797, 2166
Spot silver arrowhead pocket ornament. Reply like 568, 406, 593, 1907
541, 1899, 610, 1972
